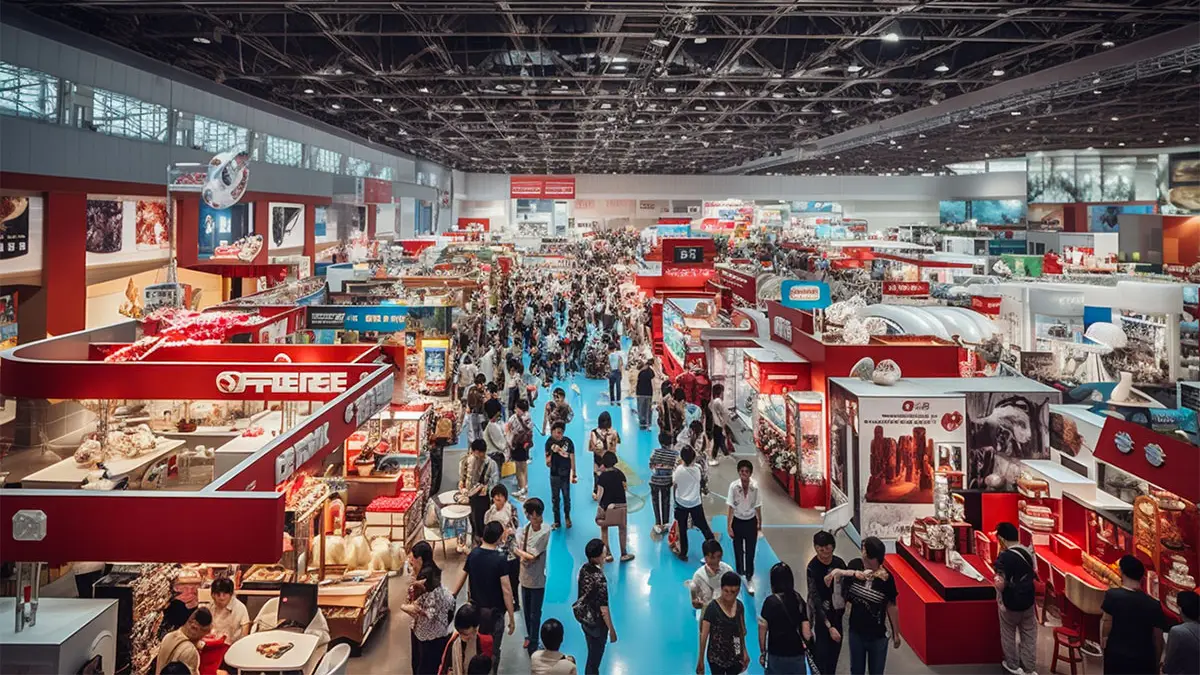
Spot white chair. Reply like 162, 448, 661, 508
422, 499, 463, 557
313, 643, 352, 675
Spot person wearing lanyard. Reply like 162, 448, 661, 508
726, 460, 763, 595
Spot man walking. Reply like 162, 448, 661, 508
452, 521, 516, 675
993, 522, 1038, 675
726, 460, 762, 595
544, 422, 576, 529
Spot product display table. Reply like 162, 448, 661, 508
886, 545, 1003, 666
213, 412, 308, 478
223, 630, 318, 673
21, 439, 185, 489
437, 489, 467, 506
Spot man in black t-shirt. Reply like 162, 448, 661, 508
544, 422, 576, 530
635, 362, 656, 429
834, 536, 900, 675
993, 521, 1038, 675
451, 521, 515, 675
806, 530, 847, 675
1101, 555, 1166, 675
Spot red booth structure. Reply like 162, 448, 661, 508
635, 237, 718, 294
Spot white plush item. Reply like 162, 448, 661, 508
842, 318, 871, 345
872, 359, 902, 385
850, 357, 876, 381
861, 316, 888, 336
310, 535, 346, 566
343, 534, 370, 569
389, 542, 405, 572
992, 259, 1013, 276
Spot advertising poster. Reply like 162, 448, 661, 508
857, 396, 965, 540
780, 280, 831, 310
314, 206, 328, 239
828, 384, 856, 502
1158, 151, 1200, 215
965, 391, 1056, 490
0, 196, 31, 261
971, 200, 1027, 225
939, 200, 967, 224
0, 293, 17, 351
84, 199, 170, 263
199, 202, 259, 262
86, 199, 124, 253
1088, 204, 1155, 233
662, 302, 687, 365
270, 202, 305, 250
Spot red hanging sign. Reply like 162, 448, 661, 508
509, 176, 576, 199
970, 296, 1002, 316
882, 281, 931, 297
1094, 417, 1198, 503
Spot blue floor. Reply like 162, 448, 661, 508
509, 363, 782, 675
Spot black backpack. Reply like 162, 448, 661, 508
1002, 547, 1037, 611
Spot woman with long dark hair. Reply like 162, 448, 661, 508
588, 411, 620, 497
402, 542, 455, 674
758, 562, 813, 674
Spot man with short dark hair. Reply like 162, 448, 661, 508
453, 521, 516, 675
726, 459, 762, 595
993, 521, 1038, 675
672, 445, 714, 561
1101, 554, 1166, 675
634, 361, 656, 429
530, 618, 577, 674
807, 530, 847, 675
1163, 590, 1199, 675
515, 498, 550, 654
544, 421, 576, 530
460, 439, 498, 546
155, 608, 212, 675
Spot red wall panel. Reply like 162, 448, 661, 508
43, 191, 87, 336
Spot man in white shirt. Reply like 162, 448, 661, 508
457, 356, 478, 404
708, 385, 732, 463
672, 446, 715, 562
690, 539, 734, 619
726, 460, 763, 594
530, 618, 578, 675
606, 343, 624, 404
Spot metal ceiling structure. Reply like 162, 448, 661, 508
11, 0, 1200, 175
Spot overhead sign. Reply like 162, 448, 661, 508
780, 280, 831, 310
306, 305, 409, 332
509, 175, 576, 199
673, 245, 705, 264
970, 295, 1002, 316
882, 281, 931, 297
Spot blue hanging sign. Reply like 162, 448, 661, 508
780, 280, 831, 310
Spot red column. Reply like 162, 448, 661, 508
175, 196, 200, 268
42, 191, 87, 336
253, 200, 270, 265
366, 205, 377, 239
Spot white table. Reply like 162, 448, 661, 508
223, 630, 319, 673
437, 489, 465, 506
21, 439, 185, 489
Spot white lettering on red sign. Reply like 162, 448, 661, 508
882, 281, 930, 296
215, 371, 349, 395
274, 421, 331, 484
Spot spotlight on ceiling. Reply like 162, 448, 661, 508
830, 107, 844, 114
992, 69, 1005, 77
418, 87, 430, 93
664, 86, 678, 93
847, 64, 864, 73
372, 97, 383, 103
331, 103, 342, 110
193, 36, 211, 44
650, 36, 671, 47
881, 31, 900, 43
1010, 111, 1021, 116
303, 88, 315, 94
1101, 39, 1115, 47
934, 63, 950, 72
694, 36, 707, 44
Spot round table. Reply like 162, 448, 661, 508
223, 630, 319, 673
437, 489, 466, 506
441, 504, 473, 551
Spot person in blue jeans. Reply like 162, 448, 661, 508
606, 343, 623, 404
835, 536, 900, 675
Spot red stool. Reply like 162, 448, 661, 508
1050, 626, 1085, 675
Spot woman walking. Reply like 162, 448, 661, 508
575, 539, 617, 675
758, 562, 812, 675
696, 571, 750, 675
506, 399, 534, 499
593, 452, 634, 563
587, 411, 620, 497
402, 542, 455, 674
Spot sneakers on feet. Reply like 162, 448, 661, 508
707, 458, 719, 467
565, 518, 573, 529
1001, 662, 1024, 675
745, 578, 755, 595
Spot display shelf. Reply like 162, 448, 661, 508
21, 438, 185, 489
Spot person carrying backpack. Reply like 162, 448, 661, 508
993, 521, 1038, 675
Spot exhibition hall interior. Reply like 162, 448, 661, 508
1, 2, 1199, 675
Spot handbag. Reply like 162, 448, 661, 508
572, 577, 599, 628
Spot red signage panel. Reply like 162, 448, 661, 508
362, 178, 393, 204
1094, 418, 1198, 504
510, 177, 546, 198
882, 281, 931, 296
542, 177, 576, 198
970, 296, 1002, 316
509, 176, 576, 199
718, 267, 758, 305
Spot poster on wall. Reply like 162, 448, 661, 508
270, 203, 305, 250
858, 396, 966, 540
199, 203, 260, 262
965, 391, 1055, 490
85, 199, 171, 263
314, 206, 329, 239
0, 196, 31, 260
972, 200, 1027, 225
939, 200, 967, 224
0, 293, 17, 350
1027, 204, 1065, 230
1088, 204, 1155, 233
828, 385, 857, 504
1158, 152, 1200, 215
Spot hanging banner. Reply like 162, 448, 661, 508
306, 305, 409, 332
882, 281, 931, 297
970, 296, 1002, 317
509, 176, 576, 199
780, 280, 831, 310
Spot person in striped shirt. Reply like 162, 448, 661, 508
648, 431, 679, 535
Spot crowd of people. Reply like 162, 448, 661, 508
399, 232, 1200, 675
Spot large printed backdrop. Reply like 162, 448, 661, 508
965, 391, 1055, 490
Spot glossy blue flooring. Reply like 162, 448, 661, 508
507, 366, 783, 675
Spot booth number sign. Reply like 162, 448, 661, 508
673, 246, 705, 263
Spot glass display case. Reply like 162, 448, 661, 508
754, 394, 792, 492
787, 391, 827, 508
345, 404, 431, 502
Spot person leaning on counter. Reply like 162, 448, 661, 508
206, 578, 250, 644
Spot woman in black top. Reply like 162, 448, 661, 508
593, 452, 633, 562
758, 562, 812, 675
806, 530, 847, 675
834, 536, 900, 675
698, 571, 749, 675
576, 539, 617, 675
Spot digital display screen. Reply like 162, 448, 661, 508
673, 246, 704, 263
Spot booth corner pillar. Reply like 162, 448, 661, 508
175, 195, 200, 268
366, 205, 377, 239
42, 191, 86, 336
304, 204, 317, 266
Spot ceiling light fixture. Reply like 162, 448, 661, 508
847, 64, 864, 73
664, 87, 677, 93
1094, 89, 1102, 95
934, 63, 950, 72
772, 92, 785, 99
830, 107, 843, 114
694, 36, 707, 44
957, 123, 970, 129
612, 65, 627, 71
635, 119, 645, 124
1101, 40, 1115, 47
713, 91, 727, 96
695, 105, 707, 111
881, 31, 900, 42
193, 36, 211, 44
372, 97, 383, 103
418, 87, 430, 93
650, 37, 671, 47
1111, 116, 1119, 121
303, 88, 315, 94
331, 103, 342, 110
612, 57, 629, 63
389, 106, 397, 112
992, 69, 1005, 76
1011, 111, 1021, 116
